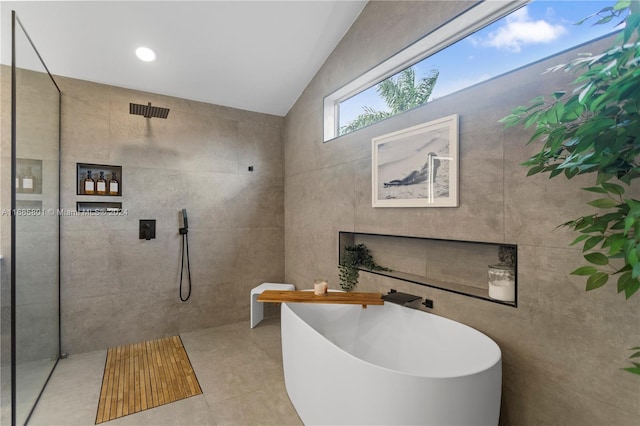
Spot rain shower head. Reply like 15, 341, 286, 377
129, 102, 170, 119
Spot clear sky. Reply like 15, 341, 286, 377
340, 0, 621, 128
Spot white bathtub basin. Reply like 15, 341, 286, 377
281, 301, 501, 425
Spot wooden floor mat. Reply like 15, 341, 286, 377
96, 336, 202, 424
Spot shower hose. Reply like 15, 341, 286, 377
180, 231, 192, 301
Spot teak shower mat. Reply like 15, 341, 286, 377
95, 336, 202, 424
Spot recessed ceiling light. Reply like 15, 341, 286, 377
136, 47, 156, 62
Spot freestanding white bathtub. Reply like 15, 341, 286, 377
281, 301, 501, 425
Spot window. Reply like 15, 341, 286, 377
325, 0, 619, 141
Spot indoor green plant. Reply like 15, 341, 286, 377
499, 0, 640, 374
497, 245, 516, 268
338, 244, 390, 292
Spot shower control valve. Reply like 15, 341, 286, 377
139, 219, 156, 240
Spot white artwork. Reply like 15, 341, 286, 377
372, 114, 458, 207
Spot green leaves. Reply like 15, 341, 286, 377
624, 347, 640, 375
338, 264, 360, 292
339, 244, 390, 291
618, 270, 640, 298
602, 182, 625, 195
501, 0, 640, 376
623, 362, 640, 375
571, 265, 598, 275
583, 236, 604, 251
586, 272, 609, 290
562, 196, 640, 299
584, 252, 610, 265
588, 198, 620, 209
501, 35, 640, 183
339, 67, 439, 135
501, 0, 640, 296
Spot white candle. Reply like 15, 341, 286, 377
488, 279, 515, 302
314, 279, 328, 295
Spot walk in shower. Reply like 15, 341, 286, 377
1, 11, 61, 425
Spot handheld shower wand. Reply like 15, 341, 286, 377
180, 209, 188, 234
179, 209, 192, 301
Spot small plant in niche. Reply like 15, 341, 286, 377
339, 244, 390, 292
497, 245, 516, 268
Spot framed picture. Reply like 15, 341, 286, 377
372, 114, 458, 207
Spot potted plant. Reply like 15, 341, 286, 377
499, 0, 640, 374
338, 243, 390, 292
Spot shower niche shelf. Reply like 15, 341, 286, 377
76, 163, 122, 196
76, 163, 122, 213
16, 158, 42, 195
76, 201, 122, 213
16, 158, 46, 209
339, 231, 518, 307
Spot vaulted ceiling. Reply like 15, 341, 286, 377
1, 1, 367, 116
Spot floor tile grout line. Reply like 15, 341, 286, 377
28, 319, 302, 426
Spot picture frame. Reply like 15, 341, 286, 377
372, 114, 459, 208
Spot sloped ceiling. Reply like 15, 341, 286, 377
1, 1, 367, 116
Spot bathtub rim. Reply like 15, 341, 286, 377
281, 301, 502, 380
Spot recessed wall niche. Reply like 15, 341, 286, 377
16, 158, 44, 209
339, 232, 518, 307
16, 158, 42, 194
76, 202, 122, 213
76, 163, 122, 196
76, 163, 122, 212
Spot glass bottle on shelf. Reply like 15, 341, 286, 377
84, 170, 95, 195
96, 171, 107, 195
22, 167, 34, 193
488, 264, 515, 302
108, 171, 119, 196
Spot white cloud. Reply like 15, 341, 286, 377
483, 6, 567, 53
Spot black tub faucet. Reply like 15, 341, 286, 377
382, 289, 421, 306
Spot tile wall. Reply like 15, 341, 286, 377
57, 78, 285, 354
283, 1, 640, 424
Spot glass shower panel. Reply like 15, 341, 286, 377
12, 13, 61, 426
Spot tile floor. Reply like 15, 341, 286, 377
28, 318, 303, 426
8, 359, 59, 425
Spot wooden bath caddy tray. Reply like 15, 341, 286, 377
257, 290, 384, 308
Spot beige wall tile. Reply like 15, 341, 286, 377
283, 1, 640, 424
53, 78, 285, 354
